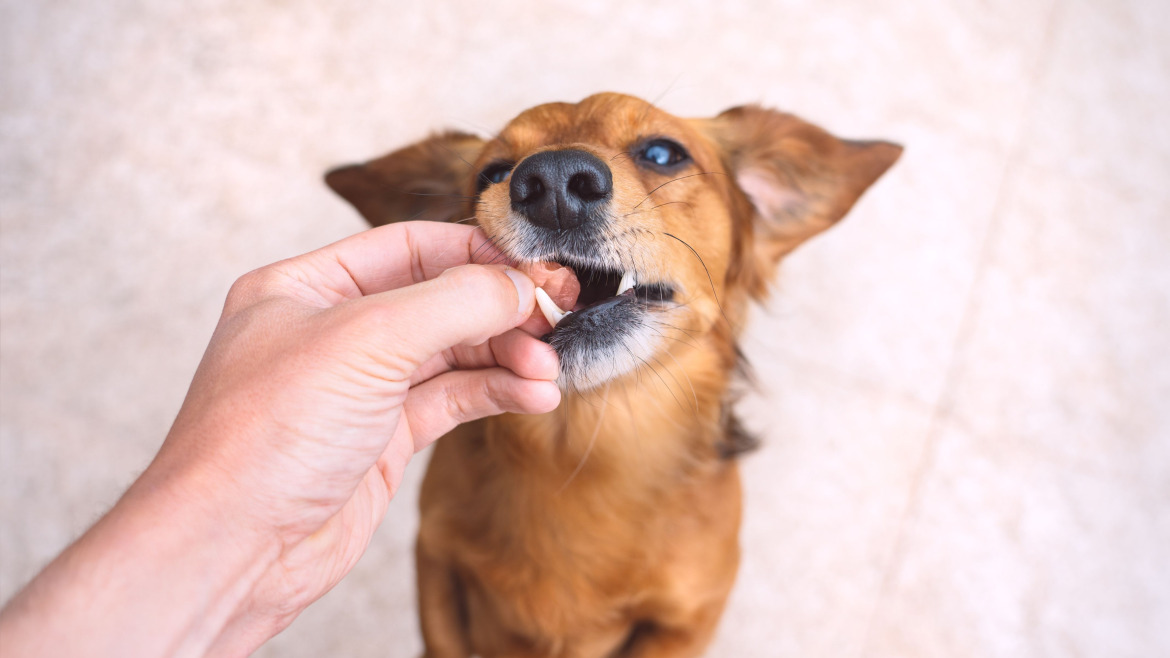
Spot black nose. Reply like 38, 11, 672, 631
509, 149, 613, 230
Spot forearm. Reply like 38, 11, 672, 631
0, 463, 280, 658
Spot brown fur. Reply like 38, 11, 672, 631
326, 93, 901, 657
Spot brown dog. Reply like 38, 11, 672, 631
326, 93, 900, 657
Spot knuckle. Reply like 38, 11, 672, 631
445, 375, 502, 424
225, 268, 279, 311
357, 298, 400, 327
443, 379, 477, 423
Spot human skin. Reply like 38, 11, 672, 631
0, 221, 560, 657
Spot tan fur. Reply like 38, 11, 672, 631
326, 93, 901, 657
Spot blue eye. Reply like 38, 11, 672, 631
637, 139, 690, 169
476, 162, 513, 194
644, 144, 672, 166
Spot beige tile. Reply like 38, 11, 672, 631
936, 0, 1170, 478
1020, 0, 1170, 194
727, 0, 1058, 151
864, 0, 1170, 649
867, 161, 1170, 657
706, 353, 934, 657
940, 163, 1170, 473
864, 423, 1170, 658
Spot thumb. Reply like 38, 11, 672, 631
359, 264, 535, 370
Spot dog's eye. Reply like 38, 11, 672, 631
476, 162, 514, 194
636, 139, 690, 169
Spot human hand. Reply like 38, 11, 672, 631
0, 222, 561, 658
141, 221, 559, 653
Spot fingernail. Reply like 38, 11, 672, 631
503, 268, 529, 314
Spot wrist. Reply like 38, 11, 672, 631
125, 454, 287, 654
130, 448, 282, 561
0, 455, 282, 658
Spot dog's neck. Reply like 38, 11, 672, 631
484, 334, 737, 494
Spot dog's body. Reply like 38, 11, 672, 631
327, 93, 900, 657
416, 400, 743, 657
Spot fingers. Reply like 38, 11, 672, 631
402, 368, 561, 451
489, 329, 559, 380
227, 222, 515, 311
312, 222, 513, 296
409, 328, 559, 386
358, 264, 538, 372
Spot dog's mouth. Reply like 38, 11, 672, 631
509, 254, 678, 389
527, 258, 675, 333
490, 217, 680, 389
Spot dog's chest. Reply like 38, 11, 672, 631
453, 509, 662, 650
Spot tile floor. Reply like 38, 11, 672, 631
1, 1, 1167, 656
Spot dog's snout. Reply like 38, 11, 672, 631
510, 149, 613, 230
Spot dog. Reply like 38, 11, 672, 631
325, 92, 901, 657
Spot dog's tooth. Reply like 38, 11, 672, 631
617, 271, 637, 296
535, 287, 569, 327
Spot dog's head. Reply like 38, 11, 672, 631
327, 93, 900, 391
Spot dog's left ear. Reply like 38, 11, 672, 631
325, 131, 485, 227
706, 106, 902, 294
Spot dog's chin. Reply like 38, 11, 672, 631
542, 292, 661, 392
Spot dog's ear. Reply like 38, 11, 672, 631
706, 106, 902, 293
325, 131, 485, 227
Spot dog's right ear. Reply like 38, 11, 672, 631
324, 131, 485, 227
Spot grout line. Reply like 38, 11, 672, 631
854, 3, 1068, 655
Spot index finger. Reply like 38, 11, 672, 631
320, 221, 515, 296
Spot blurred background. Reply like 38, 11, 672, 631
2, 1, 1167, 656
